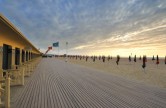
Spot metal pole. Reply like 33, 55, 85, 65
58, 47, 59, 57
65, 42, 68, 62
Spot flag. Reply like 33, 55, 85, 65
45, 46, 52, 54
48, 46, 52, 50
53, 42, 59, 47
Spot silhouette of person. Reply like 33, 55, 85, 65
134, 55, 136, 62
86, 56, 88, 62
129, 56, 131, 62
102, 56, 105, 62
116, 55, 120, 65
93, 56, 95, 62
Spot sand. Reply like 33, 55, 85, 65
57, 57, 166, 88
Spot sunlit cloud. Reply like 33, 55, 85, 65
0, 0, 166, 56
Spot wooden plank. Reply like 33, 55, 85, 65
11, 59, 166, 108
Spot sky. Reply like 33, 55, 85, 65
0, 0, 166, 57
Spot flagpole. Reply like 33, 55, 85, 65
65, 42, 68, 62
53, 42, 59, 57
58, 47, 59, 57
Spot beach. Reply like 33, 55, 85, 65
58, 57, 166, 88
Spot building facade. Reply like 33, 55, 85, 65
0, 14, 41, 72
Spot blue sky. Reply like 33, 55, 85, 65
0, 0, 166, 56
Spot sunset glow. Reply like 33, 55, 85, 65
0, 0, 166, 57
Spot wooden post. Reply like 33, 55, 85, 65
27, 51, 29, 62
0, 46, 3, 106
12, 49, 16, 69
24, 51, 26, 63
28, 64, 30, 76
29, 52, 31, 60
5, 74, 10, 108
21, 68, 24, 86
0, 83, 2, 106
19, 49, 22, 65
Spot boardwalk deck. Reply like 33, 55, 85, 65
11, 58, 166, 108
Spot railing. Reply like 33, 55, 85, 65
0, 57, 41, 108
0, 70, 10, 108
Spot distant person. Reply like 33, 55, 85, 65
116, 55, 120, 65
129, 56, 131, 62
134, 55, 136, 62
165, 56, 166, 64
142, 55, 146, 69
102, 56, 105, 62
93, 56, 95, 62
91, 56, 93, 60
86, 56, 88, 62
139, 56, 141, 60
152, 55, 155, 62
108, 56, 110, 61
99, 56, 101, 60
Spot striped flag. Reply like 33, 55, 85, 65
48, 46, 52, 50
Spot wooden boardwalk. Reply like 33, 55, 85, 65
11, 58, 166, 108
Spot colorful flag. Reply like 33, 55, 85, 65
53, 42, 59, 47
48, 46, 52, 50
45, 46, 52, 54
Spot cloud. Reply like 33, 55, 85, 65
0, 0, 166, 56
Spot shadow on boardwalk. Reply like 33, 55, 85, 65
11, 58, 166, 108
